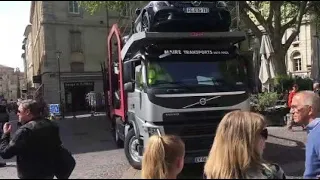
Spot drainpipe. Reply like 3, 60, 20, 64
315, 35, 320, 81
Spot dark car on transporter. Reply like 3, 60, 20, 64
133, 1, 231, 33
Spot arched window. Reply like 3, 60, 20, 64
70, 62, 84, 72
292, 52, 302, 71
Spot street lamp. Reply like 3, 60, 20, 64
55, 50, 63, 117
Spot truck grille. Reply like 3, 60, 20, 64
159, 110, 234, 151
164, 123, 218, 136
162, 110, 232, 123
183, 136, 214, 151
163, 123, 217, 151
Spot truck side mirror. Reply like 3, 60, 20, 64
123, 62, 134, 83
135, 8, 141, 16
124, 82, 135, 93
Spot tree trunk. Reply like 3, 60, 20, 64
273, 51, 287, 75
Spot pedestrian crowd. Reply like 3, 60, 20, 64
0, 88, 320, 179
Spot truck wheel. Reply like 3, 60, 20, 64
124, 128, 142, 170
114, 123, 124, 148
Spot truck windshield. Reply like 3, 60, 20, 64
146, 55, 247, 88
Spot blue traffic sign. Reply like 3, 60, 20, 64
49, 104, 60, 115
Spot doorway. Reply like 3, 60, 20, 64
64, 82, 94, 112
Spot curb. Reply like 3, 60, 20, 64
121, 167, 140, 179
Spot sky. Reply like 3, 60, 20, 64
0, 1, 31, 72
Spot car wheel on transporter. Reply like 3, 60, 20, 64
124, 128, 142, 170
141, 11, 151, 32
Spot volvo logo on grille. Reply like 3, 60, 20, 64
191, 1, 201, 6
199, 98, 207, 105
183, 96, 221, 109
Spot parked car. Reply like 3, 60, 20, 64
133, 1, 231, 33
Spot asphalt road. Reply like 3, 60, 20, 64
0, 112, 307, 179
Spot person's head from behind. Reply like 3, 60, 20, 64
204, 111, 268, 179
17, 99, 41, 124
141, 134, 185, 179
1, 99, 7, 106
292, 84, 299, 91
291, 91, 320, 125
313, 82, 320, 91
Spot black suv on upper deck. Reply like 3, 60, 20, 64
133, 1, 231, 33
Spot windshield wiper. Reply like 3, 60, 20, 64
197, 79, 225, 86
198, 79, 245, 87
151, 80, 193, 91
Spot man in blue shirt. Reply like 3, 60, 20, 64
291, 91, 320, 178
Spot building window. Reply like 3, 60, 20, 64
70, 62, 84, 72
70, 31, 82, 52
292, 52, 302, 71
69, 1, 80, 14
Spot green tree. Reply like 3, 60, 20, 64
239, 1, 319, 75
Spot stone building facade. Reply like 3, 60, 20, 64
283, 19, 317, 79
26, 1, 136, 112
0, 65, 24, 100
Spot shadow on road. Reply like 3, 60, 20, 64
56, 114, 118, 155
264, 135, 305, 177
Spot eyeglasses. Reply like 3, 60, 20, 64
260, 128, 268, 140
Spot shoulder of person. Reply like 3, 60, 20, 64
23, 118, 58, 130
261, 163, 286, 179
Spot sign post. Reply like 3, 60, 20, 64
49, 104, 60, 117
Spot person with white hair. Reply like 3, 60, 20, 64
313, 82, 320, 96
291, 91, 320, 178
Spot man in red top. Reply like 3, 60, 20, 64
287, 84, 306, 130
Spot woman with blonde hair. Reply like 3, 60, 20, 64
204, 110, 286, 179
141, 134, 185, 179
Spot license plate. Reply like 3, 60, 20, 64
184, 7, 210, 13
194, 156, 207, 163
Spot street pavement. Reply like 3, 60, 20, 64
0, 112, 307, 179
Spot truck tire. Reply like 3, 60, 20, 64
124, 128, 142, 170
113, 123, 124, 148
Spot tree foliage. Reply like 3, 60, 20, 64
78, 1, 146, 17
78, 1, 126, 15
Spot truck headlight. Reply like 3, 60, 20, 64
147, 127, 161, 136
